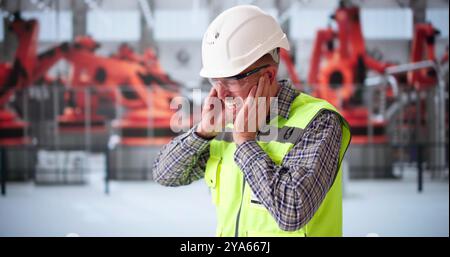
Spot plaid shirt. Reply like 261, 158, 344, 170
153, 80, 342, 231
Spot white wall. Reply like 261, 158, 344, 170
156, 41, 203, 87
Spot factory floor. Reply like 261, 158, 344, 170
0, 166, 448, 237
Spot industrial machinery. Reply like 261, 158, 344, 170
366, 20, 448, 181
393, 22, 448, 178
279, 48, 302, 91
307, 2, 395, 178
39, 36, 181, 144
0, 13, 41, 179
0, 13, 40, 146
1, 13, 186, 181
37, 37, 186, 180
409, 23, 441, 89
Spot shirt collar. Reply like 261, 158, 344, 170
270, 79, 300, 120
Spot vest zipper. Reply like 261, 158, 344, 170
234, 178, 246, 237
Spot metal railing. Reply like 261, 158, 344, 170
364, 60, 448, 191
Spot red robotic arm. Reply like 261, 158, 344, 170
279, 48, 302, 90
408, 23, 441, 90
0, 13, 40, 145
54, 36, 183, 145
306, 2, 395, 144
308, 3, 393, 107
0, 13, 39, 107
62, 36, 178, 113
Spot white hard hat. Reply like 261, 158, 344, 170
200, 5, 290, 78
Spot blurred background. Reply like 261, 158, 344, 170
0, 0, 448, 237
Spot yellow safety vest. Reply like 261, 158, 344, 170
204, 93, 351, 237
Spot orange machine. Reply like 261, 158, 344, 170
0, 14, 90, 146
50, 36, 182, 146
401, 22, 445, 141
0, 12, 54, 179
1, 13, 185, 148
408, 23, 442, 90
0, 13, 185, 181
111, 43, 165, 74
307, 2, 393, 144
0, 13, 40, 146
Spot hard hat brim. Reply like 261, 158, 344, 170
199, 35, 290, 78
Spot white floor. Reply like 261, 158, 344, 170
343, 179, 448, 237
0, 172, 448, 237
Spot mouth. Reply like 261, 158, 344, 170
224, 98, 237, 110
224, 98, 239, 121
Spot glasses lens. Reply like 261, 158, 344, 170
208, 77, 239, 88
208, 65, 269, 88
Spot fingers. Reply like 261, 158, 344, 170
204, 87, 218, 110
240, 86, 255, 115
245, 86, 260, 132
245, 85, 258, 112
263, 74, 271, 113
208, 86, 218, 98
233, 73, 274, 135
255, 76, 265, 99
249, 85, 257, 98
255, 75, 270, 116
262, 74, 269, 93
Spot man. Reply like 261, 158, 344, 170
153, 5, 351, 237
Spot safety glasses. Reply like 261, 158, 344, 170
208, 64, 270, 88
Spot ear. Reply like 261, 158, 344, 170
265, 66, 277, 84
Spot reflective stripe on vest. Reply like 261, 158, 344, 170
204, 93, 351, 237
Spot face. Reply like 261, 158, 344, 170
209, 64, 272, 115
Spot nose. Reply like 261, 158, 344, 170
215, 84, 230, 100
